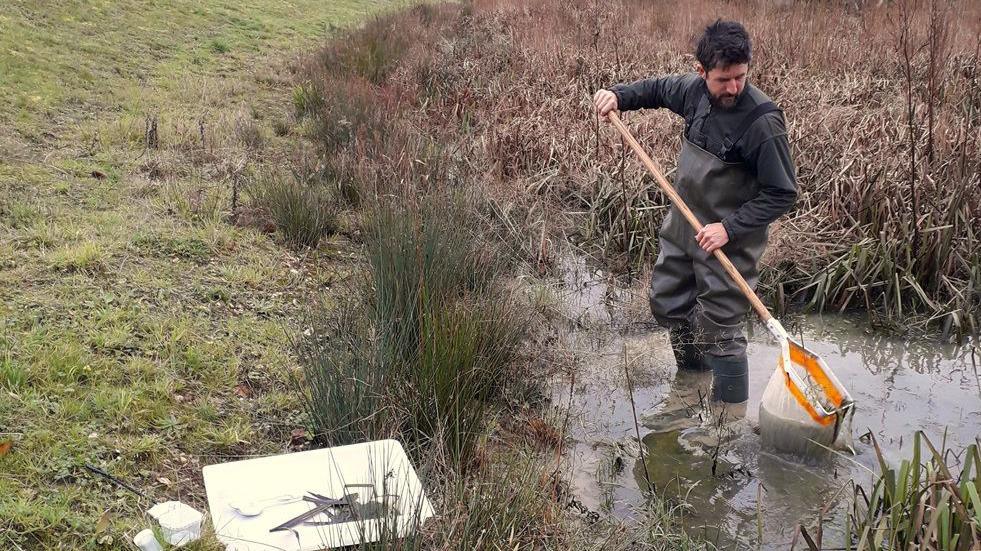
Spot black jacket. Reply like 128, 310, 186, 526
610, 73, 797, 239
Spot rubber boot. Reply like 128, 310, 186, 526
678, 397, 751, 450
641, 368, 713, 433
669, 325, 706, 372
705, 354, 748, 403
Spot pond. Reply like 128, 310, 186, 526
551, 256, 980, 548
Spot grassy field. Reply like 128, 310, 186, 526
0, 1, 402, 548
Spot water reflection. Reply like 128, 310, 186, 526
780, 316, 976, 379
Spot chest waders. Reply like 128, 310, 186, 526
609, 110, 855, 455
650, 109, 774, 403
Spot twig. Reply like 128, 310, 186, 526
83, 464, 148, 499
971, 338, 980, 397
756, 482, 766, 550
799, 525, 820, 551
622, 343, 654, 494
553, 368, 576, 480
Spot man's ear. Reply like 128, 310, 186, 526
695, 62, 707, 79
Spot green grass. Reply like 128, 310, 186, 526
0, 0, 410, 548
0, 0, 394, 133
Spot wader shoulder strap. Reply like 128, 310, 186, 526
684, 93, 712, 145
719, 101, 782, 161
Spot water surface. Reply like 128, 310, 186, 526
551, 257, 980, 548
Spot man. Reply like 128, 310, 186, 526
593, 20, 797, 405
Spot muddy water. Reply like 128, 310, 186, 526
550, 257, 981, 549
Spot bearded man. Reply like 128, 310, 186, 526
593, 20, 797, 405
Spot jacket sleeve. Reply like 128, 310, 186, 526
608, 74, 695, 117
720, 113, 798, 239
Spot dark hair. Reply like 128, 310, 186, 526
695, 20, 752, 71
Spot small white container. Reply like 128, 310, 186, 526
133, 529, 164, 551
147, 501, 203, 547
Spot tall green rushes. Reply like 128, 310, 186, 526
296, 301, 389, 446
300, 197, 526, 468
401, 296, 524, 466
366, 203, 499, 362
368, 200, 523, 467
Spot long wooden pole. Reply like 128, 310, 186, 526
606, 111, 771, 323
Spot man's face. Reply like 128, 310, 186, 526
697, 63, 749, 109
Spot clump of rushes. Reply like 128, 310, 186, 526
316, 16, 407, 85
396, 294, 525, 467
249, 169, 338, 249
828, 432, 981, 550
296, 299, 389, 446
371, 199, 525, 468
365, 201, 501, 362
299, 196, 527, 469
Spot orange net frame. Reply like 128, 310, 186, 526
779, 340, 850, 426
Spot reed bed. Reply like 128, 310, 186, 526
288, 0, 979, 336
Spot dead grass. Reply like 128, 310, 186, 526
297, 0, 980, 338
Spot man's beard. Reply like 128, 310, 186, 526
709, 91, 739, 109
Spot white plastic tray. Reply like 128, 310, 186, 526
202, 439, 433, 550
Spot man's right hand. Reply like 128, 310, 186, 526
592, 89, 618, 119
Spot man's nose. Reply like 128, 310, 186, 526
726, 81, 739, 95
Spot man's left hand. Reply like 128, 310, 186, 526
695, 223, 729, 254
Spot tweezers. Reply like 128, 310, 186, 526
268, 492, 359, 533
